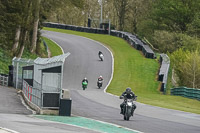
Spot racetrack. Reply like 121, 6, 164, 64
42, 30, 200, 133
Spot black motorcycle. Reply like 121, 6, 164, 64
120, 96, 137, 121
97, 80, 103, 89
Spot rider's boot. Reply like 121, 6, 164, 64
120, 108, 123, 114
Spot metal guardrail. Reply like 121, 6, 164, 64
158, 54, 170, 93
42, 39, 48, 52
171, 87, 200, 100
0, 74, 8, 86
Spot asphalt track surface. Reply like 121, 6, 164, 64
0, 86, 100, 133
42, 30, 200, 133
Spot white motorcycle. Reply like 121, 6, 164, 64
99, 53, 104, 61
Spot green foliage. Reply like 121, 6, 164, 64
170, 49, 200, 88
152, 0, 200, 32
21, 48, 38, 59
69, 0, 84, 8
0, 49, 12, 74
152, 31, 182, 53
187, 13, 200, 38
151, 30, 200, 53
180, 34, 200, 51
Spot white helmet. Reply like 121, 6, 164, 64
100, 75, 102, 78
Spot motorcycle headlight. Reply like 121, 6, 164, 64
127, 102, 132, 106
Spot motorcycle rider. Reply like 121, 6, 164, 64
120, 87, 137, 115
97, 75, 103, 88
98, 51, 104, 61
82, 77, 88, 84
98, 51, 103, 57
97, 75, 103, 82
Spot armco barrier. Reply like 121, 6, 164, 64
158, 54, 170, 93
171, 87, 200, 100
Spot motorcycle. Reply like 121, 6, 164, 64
120, 96, 137, 121
97, 80, 103, 89
82, 81, 88, 90
99, 53, 104, 61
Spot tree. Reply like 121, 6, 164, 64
113, 0, 129, 31
187, 13, 200, 38
181, 50, 200, 88
152, 0, 200, 33
30, 0, 41, 53
171, 49, 200, 88
152, 31, 182, 53
127, 0, 153, 34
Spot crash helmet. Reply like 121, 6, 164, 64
84, 77, 87, 80
126, 87, 131, 94
99, 75, 102, 78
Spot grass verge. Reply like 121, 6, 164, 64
43, 27, 200, 114
41, 36, 63, 56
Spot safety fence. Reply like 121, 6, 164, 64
0, 74, 8, 86
158, 54, 170, 93
23, 80, 42, 107
23, 79, 61, 109
171, 87, 200, 100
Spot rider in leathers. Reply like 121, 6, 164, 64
120, 88, 137, 115
97, 75, 103, 82
82, 77, 88, 84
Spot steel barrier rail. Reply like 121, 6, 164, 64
158, 54, 170, 93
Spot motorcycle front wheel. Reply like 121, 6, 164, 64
124, 115, 129, 121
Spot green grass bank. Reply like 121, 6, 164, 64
41, 36, 63, 56
43, 27, 200, 114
